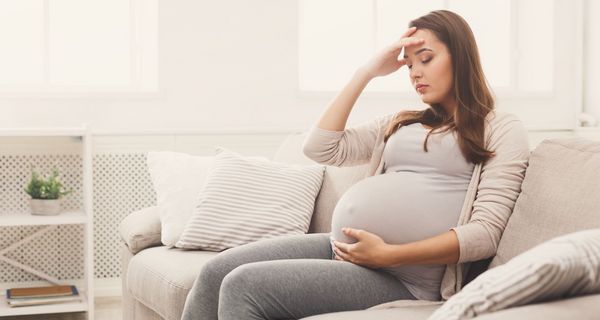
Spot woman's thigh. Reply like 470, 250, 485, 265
218, 259, 417, 320
181, 233, 333, 320
216, 232, 333, 264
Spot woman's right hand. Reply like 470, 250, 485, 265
359, 26, 425, 79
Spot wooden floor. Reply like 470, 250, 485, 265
3, 297, 122, 320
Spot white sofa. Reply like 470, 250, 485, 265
119, 133, 600, 320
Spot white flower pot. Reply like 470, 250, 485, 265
29, 199, 62, 216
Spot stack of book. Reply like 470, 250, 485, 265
5, 285, 80, 307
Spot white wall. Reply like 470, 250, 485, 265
0, 0, 598, 134
584, 0, 600, 123
0, 0, 399, 134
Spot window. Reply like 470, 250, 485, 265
299, 0, 583, 130
0, 0, 158, 95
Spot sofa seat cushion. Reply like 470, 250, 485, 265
468, 293, 600, 320
300, 303, 440, 320
126, 246, 218, 320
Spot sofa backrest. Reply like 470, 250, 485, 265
488, 137, 600, 269
273, 132, 369, 233
307, 164, 369, 233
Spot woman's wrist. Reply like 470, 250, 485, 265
355, 67, 375, 82
380, 243, 403, 268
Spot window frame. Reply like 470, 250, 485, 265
0, 0, 159, 99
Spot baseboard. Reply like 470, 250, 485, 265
95, 277, 121, 298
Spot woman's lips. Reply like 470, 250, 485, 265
416, 85, 428, 93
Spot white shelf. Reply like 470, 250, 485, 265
0, 291, 88, 316
0, 211, 88, 227
0, 127, 87, 137
0, 124, 94, 319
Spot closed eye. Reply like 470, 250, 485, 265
408, 58, 432, 69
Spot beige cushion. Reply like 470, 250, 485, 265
126, 246, 218, 320
469, 293, 600, 320
429, 229, 600, 320
489, 138, 600, 268
300, 303, 440, 320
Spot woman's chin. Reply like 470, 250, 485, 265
420, 97, 433, 104
419, 95, 440, 105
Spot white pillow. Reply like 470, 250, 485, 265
176, 147, 325, 251
146, 151, 215, 247
147, 151, 269, 247
428, 229, 600, 320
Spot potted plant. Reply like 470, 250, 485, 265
24, 167, 72, 215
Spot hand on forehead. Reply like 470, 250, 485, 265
403, 29, 443, 59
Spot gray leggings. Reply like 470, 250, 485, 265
180, 233, 417, 320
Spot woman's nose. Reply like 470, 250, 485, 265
410, 66, 422, 79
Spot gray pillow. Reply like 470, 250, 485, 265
428, 229, 600, 320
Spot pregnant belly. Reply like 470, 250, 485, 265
330, 172, 466, 245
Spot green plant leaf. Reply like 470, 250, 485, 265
24, 167, 70, 200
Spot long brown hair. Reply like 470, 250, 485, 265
384, 10, 495, 164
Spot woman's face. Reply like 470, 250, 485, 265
404, 29, 455, 111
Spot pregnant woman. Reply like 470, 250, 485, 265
181, 10, 530, 320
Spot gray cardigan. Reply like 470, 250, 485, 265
301, 110, 530, 301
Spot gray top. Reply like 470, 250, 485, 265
304, 111, 530, 300
330, 122, 475, 301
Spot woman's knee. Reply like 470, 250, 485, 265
219, 263, 261, 297
218, 263, 268, 318
219, 262, 279, 305
191, 253, 239, 297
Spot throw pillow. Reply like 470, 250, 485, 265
147, 151, 215, 247
428, 228, 600, 320
146, 151, 267, 247
176, 147, 325, 251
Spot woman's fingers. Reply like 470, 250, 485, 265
400, 26, 417, 38
393, 36, 425, 51
333, 240, 349, 253
395, 26, 421, 48
334, 247, 351, 262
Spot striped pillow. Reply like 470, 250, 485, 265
176, 147, 325, 251
428, 229, 600, 320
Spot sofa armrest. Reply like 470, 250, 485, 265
474, 293, 600, 320
119, 206, 162, 254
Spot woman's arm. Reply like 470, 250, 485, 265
302, 29, 425, 167
315, 68, 373, 131
450, 115, 530, 263
333, 228, 459, 268
314, 27, 423, 131
301, 69, 377, 167
384, 230, 459, 266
